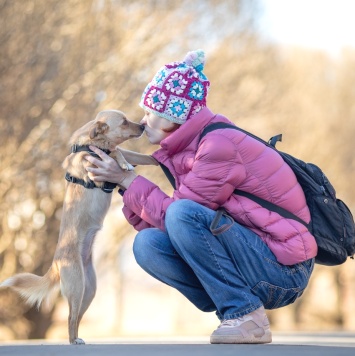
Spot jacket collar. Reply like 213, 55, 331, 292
155, 107, 216, 157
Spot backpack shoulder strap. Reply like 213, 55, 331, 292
200, 122, 265, 144
235, 189, 308, 227
160, 162, 176, 190
199, 122, 309, 228
200, 122, 282, 149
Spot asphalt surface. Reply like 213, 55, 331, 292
1, 333, 355, 356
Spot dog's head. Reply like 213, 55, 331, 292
70, 110, 144, 150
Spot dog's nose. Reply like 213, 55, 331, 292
140, 124, 145, 131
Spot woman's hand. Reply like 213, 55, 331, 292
84, 146, 137, 189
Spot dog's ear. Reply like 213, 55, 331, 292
89, 121, 109, 139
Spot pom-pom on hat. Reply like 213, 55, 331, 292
139, 50, 210, 124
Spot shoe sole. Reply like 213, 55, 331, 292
210, 330, 272, 344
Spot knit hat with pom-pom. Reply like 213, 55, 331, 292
139, 50, 210, 124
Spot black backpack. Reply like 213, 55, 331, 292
161, 122, 355, 266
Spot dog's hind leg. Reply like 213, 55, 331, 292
77, 255, 97, 330
60, 260, 86, 345
73, 229, 99, 343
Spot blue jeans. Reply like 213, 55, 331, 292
133, 199, 314, 320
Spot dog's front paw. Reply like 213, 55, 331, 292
113, 148, 134, 171
125, 163, 135, 171
119, 162, 134, 171
72, 338, 85, 345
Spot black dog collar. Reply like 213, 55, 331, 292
65, 172, 117, 193
65, 145, 117, 193
71, 144, 111, 158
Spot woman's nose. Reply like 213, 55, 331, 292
140, 117, 147, 125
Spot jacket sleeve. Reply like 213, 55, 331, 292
174, 131, 247, 209
122, 205, 153, 231
122, 175, 174, 231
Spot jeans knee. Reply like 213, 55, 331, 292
166, 200, 202, 251
133, 228, 175, 273
166, 199, 197, 230
166, 199, 188, 221
132, 230, 151, 270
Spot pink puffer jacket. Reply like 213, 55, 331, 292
122, 107, 317, 265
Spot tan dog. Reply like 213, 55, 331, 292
0, 110, 156, 344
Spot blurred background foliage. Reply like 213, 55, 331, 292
0, 0, 355, 340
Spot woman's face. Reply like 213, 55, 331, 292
140, 110, 179, 144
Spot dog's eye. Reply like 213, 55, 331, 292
122, 120, 128, 126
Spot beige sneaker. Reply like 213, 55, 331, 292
210, 306, 272, 344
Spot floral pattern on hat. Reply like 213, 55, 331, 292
165, 73, 188, 95
154, 69, 167, 87
139, 50, 210, 124
146, 89, 167, 111
166, 95, 192, 122
188, 81, 205, 100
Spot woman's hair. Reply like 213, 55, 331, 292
161, 123, 181, 133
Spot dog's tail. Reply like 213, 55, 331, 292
0, 266, 60, 310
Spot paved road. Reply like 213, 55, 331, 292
1, 333, 355, 356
